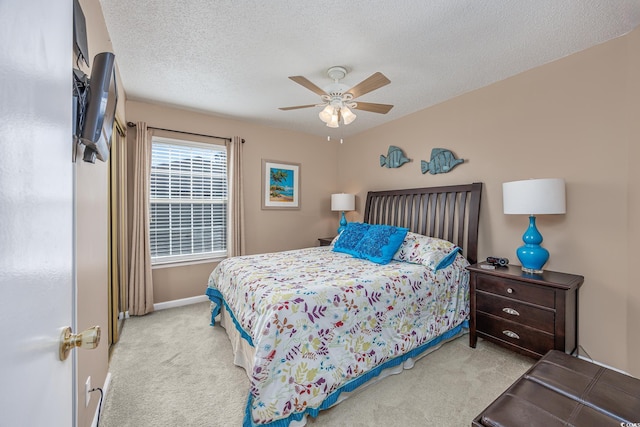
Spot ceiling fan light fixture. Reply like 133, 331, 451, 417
326, 112, 339, 128
318, 104, 334, 123
341, 106, 356, 125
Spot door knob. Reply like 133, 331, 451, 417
59, 326, 101, 361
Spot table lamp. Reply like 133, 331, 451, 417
502, 178, 566, 274
331, 193, 355, 234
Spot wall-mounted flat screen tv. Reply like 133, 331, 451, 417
79, 52, 117, 163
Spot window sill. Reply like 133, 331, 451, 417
151, 255, 226, 269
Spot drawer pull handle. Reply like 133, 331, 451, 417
502, 307, 520, 316
503, 330, 520, 340
506, 288, 514, 294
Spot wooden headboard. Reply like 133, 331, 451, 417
363, 183, 483, 264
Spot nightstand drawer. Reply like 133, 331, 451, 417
476, 313, 554, 356
476, 291, 554, 334
476, 275, 555, 308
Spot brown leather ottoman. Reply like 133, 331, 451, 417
472, 350, 640, 426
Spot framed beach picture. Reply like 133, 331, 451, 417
261, 159, 301, 210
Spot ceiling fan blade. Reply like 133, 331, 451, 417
278, 104, 318, 111
288, 76, 328, 96
345, 72, 390, 99
353, 102, 394, 114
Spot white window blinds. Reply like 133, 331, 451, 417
150, 136, 227, 264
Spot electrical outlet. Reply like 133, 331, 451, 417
85, 376, 91, 407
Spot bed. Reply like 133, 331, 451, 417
206, 183, 482, 426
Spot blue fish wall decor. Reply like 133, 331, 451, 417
421, 148, 464, 174
380, 145, 411, 168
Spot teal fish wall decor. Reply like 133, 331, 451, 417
380, 145, 411, 168
421, 148, 464, 174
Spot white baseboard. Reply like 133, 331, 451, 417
153, 294, 209, 311
577, 354, 629, 376
90, 372, 111, 427
118, 311, 129, 320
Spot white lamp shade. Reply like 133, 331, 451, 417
503, 178, 566, 215
331, 193, 355, 211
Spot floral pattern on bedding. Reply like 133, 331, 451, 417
207, 246, 470, 426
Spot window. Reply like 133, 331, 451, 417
150, 136, 227, 265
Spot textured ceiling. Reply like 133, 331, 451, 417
98, 0, 640, 139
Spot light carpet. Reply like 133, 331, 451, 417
99, 302, 533, 427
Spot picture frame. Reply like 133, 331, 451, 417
261, 159, 301, 210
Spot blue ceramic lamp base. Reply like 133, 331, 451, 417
516, 215, 549, 274
337, 211, 348, 234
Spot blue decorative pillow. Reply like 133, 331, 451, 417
354, 224, 409, 264
332, 222, 370, 257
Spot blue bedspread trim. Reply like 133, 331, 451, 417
206, 288, 254, 347
206, 287, 222, 326
242, 319, 469, 427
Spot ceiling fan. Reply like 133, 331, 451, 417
279, 66, 393, 128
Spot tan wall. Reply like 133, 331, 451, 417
76, 1, 122, 425
338, 30, 638, 376
627, 29, 640, 376
125, 101, 339, 303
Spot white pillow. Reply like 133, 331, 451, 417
392, 232, 460, 271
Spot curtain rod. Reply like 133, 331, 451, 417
126, 121, 241, 143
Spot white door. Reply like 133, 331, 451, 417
0, 1, 75, 426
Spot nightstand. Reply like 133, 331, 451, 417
467, 262, 583, 359
318, 237, 335, 247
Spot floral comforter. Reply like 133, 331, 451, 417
206, 246, 470, 426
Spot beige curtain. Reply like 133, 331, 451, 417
128, 121, 154, 315
108, 119, 128, 345
227, 136, 245, 257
